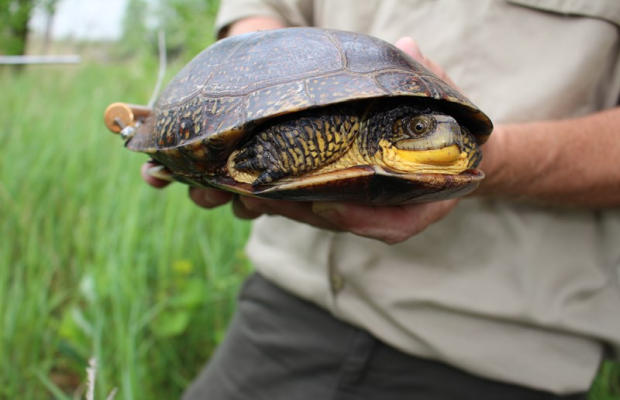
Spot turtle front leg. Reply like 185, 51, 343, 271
231, 110, 360, 186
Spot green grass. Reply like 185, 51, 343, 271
0, 59, 252, 398
0, 58, 619, 399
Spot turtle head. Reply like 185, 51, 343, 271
361, 104, 481, 174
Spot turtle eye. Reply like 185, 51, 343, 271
407, 116, 433, 137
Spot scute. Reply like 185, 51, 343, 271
332, 30, 413, 74
205, 29, 343, 95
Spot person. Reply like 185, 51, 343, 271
143, 1, 620, 399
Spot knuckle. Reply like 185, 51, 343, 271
189, 188, 225, 208
232, 198, 260, 219
240, 196, 272, 215
238, 196, 260, 212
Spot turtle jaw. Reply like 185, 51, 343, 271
378, 141, 472, 175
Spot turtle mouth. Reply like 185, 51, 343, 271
391, 145, 464, 164
379, 139, 471, 175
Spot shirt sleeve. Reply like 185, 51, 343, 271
215, 0, 314, 35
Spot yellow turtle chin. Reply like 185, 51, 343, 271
379, 139, 471, 175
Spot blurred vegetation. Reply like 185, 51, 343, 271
0, 59, 251, 399
0, 0, 58, 56
118, 0, 220, 63
158, 0, 220, 59
0, 0, 35, 55
0, 0, 618, 398
119, 0, 150, 58
0, 1, 253, 398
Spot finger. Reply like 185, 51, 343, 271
239, 197, 340, 231
141, 161, 173, 189
394, 36, 424, 62
188, 186, 234, 209
313, 200, 458, 244
231, 195, 263, 220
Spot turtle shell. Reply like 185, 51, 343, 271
127, 27, 493, 204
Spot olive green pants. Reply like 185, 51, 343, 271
182, 273, 587, 400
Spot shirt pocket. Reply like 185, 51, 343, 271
506, 0, 620, 27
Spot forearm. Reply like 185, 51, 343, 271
478, 107, 620, 207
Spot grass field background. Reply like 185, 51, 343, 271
0, 57, 252, 398
0, 41, 618, 400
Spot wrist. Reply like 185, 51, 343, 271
474, 124, 508, 197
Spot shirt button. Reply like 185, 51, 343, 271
330, 272, 345, 293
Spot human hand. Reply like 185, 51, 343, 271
141, 37, 460, 244
141, 160, 236, 209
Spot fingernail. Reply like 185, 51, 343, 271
146, 164, 174, 181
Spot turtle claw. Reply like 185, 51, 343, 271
253, 169, 286, 186
233, 159, 258, 172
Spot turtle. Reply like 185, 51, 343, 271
104, 27, 493, 205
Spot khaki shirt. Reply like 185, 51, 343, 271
215, 0, 620, 393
